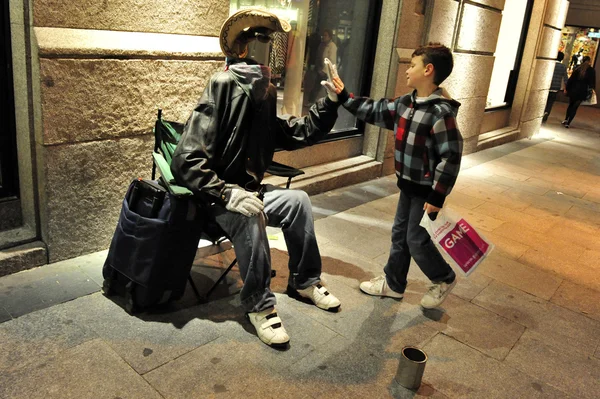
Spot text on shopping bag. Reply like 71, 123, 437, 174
441, 219, 490, 273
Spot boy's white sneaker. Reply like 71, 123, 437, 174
295, 282, 341, 311
420, 279, 457, 309
247, 307, 290, 347
359, 275, 404, 299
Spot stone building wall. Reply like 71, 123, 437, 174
31, 0, 229, 261
23, 0, 571, 263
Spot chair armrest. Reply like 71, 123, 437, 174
152, 152, 194, 197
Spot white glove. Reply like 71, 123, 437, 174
320, 58, 345, 102
224, 188, 264, 217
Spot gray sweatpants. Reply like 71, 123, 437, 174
208, 184, 321, 313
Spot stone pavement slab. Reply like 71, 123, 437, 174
0, 339, 162, 399
414, 293, 525, 361
477, 251, 563, 300
473, 201, 560, 233
191, 293, 341, 371
443, 204, 505, 232
444, 190, 486, 210
0, 259, 100, 318
56, 293, 223, 374
0, 303, 97, 375
477, 230, 530, 260
143, 337, 295, 398
566, 205, 600, 228
550, 280, 600, 322
524, 176, 588, 199
473, 281, 600, 356
314, 212, 391, 260
422, 334, 570, 399
505, 330, 600, 399
449, 271, 492, 302
285, 335, 409, 398
519, 247, 600, 292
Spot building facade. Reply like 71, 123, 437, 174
1, 0, 573, 270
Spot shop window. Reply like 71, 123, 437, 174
229, 0, 381, 138
485, 0, 533, 109
560, 26, 599, 78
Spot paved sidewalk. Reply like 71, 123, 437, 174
1, 103, 599, 398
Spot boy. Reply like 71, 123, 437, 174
322, 42, 462, 308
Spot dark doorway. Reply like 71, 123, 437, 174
0, 0, 19, 200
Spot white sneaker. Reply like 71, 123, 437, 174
295, 282, 341, 311
420, 279, 457, 309
247, 307, 290, 347
359, 275, 404, 299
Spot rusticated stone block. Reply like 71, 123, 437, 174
480, 108, 510, 134
443, 54, 495, 100
394, 61, 411, 97
42, 136, 154, 262
523, 89, 549, 122
39, 59, 223, 145
0, 242, 47, 277
384, 130, 395, 159
33, 0, 228, 37
544, 0, 569, 30
382, 156, 396, 176
530, 60, 557, 91
455, 97, 487, 139
397, 0, 425, 49
463, 136, 479, 155
519, 117, 542, 139
468, 0, 505, 10
34, 28, 223, 59
537, 26, 562, 59
426, 0, 459, 48
456, 4, 502, 54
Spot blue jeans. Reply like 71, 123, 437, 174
384, 190, 455, 293
208, 184, 321, 313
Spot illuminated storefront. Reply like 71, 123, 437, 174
229, 0, 379, 136
560, 25, 599, 77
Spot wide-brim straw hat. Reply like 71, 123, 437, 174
220, 8, 292, 58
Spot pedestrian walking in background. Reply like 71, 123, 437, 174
563, 56, 596, 128
543, 51, 568, 123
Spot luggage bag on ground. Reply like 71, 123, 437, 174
102, 178, 202, 313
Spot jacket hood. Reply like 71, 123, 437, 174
411, 88, 461, 117
227, 59, 271, 106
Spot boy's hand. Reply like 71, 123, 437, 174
424, 203, 441, 221
321, 58, 345, 102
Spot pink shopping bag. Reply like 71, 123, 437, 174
420, 209, 494, 276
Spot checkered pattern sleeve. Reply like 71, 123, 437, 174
343, 96, 399, 130
427, 113, 463, 208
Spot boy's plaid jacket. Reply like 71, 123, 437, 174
343, 89, 463, 207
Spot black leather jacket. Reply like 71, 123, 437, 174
171, 60, 341, 205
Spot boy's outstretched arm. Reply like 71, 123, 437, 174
427, 113, 463, 210
321, 58, 397, 131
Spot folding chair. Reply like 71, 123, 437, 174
151, 109, 304, 302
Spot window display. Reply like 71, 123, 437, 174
229, 0, 378, 134
486, 0, 531, 109
559, 26, 599, 78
